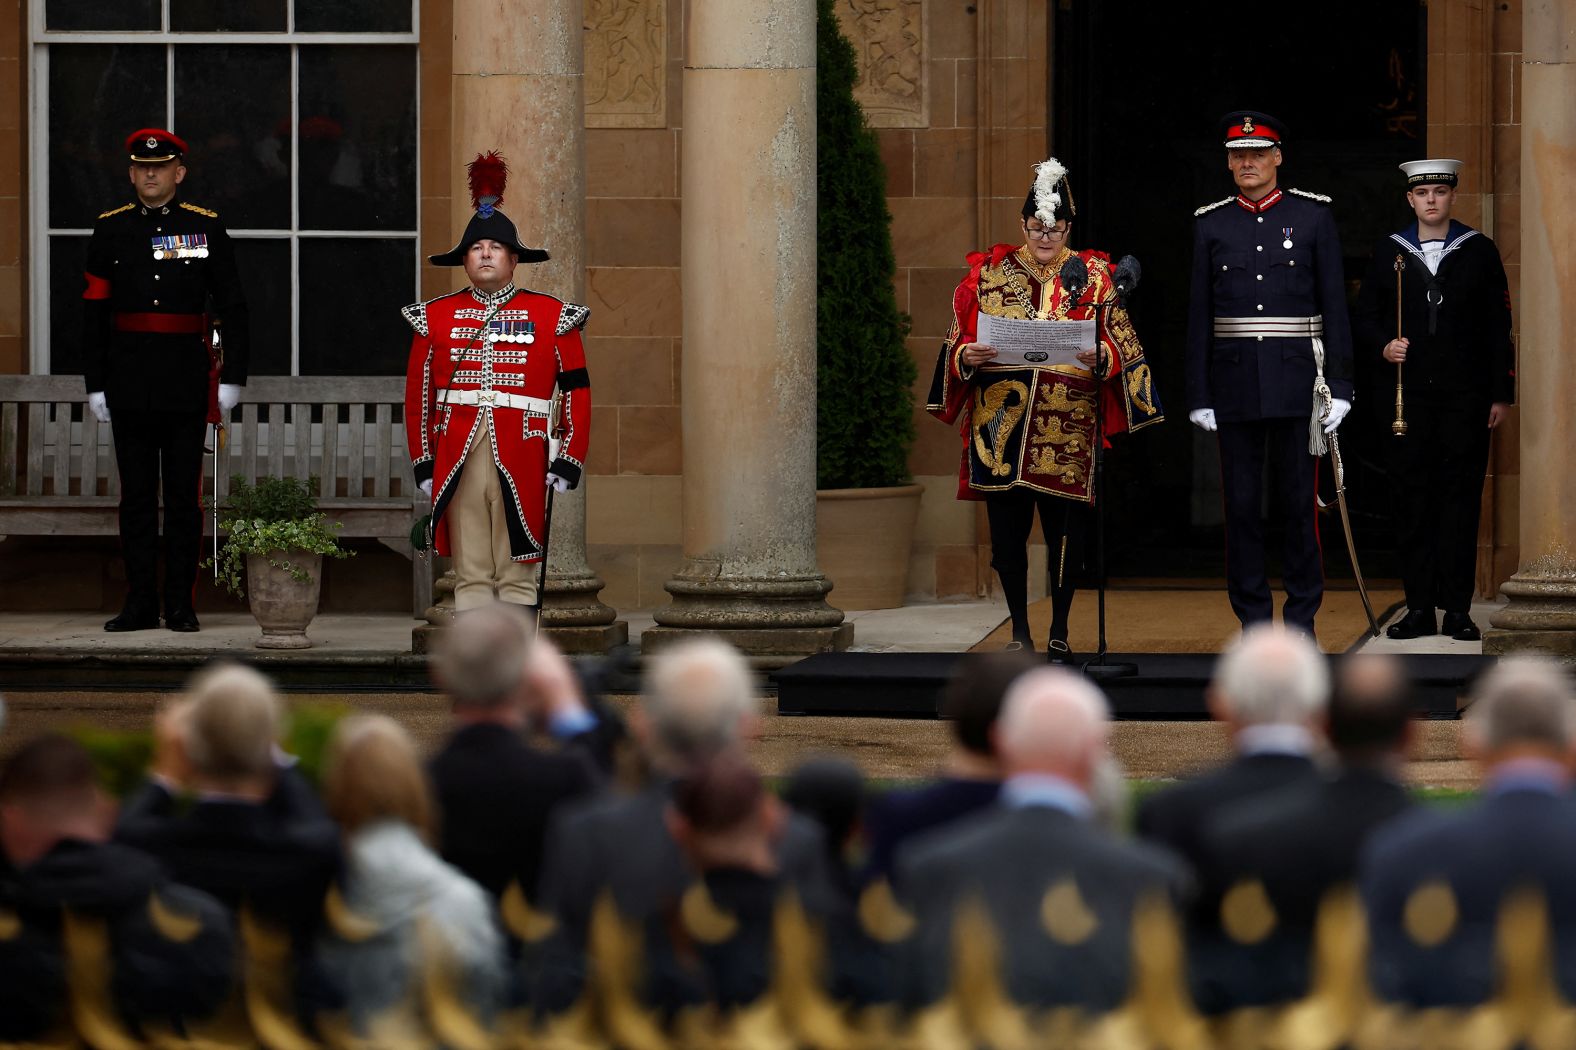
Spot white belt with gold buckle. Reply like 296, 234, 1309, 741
436, 388, 551, 415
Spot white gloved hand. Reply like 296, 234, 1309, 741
87, 392, 111, 424
547, 472, 571, 494
218, 384, 242, 413
1323, 398, 1352, 434
1188, 408, 1217, 433
419, 479, 433, 500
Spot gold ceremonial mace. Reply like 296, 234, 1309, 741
1392, 254, 1408, 436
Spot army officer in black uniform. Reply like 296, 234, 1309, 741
82, 129, 248, 632
1354, 159, 1514, 642
1185, 112, 1354, 637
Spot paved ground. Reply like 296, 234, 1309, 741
0, 596, 1494, 791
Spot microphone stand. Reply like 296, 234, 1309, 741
1081, 293, 1137, 681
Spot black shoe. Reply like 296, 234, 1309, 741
1385, 609, 1437, 640
105, 606, 160, 632
164, 607, 201, 633
1047, 639, 1074, 665
1441, 611, 1481, 642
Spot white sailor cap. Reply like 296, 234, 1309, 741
1399, 158, 1462, 188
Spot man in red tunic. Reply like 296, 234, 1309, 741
402, 153, 591, 611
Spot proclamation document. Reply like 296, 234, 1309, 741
975, 314, 1096, 368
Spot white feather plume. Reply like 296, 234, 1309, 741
1032, 157, 1068, 227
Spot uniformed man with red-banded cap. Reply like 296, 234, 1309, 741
82, 129, 249, 633
1185, 111, 1353, 637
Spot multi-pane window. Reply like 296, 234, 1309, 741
31, 0, 419, 378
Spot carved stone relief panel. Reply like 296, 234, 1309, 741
585, 0, 667, 129
834, 0, 927, 128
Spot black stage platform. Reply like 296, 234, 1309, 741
773, 652, 1486, 720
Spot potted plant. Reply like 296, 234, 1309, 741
208, 475, 351, 649
814, 0, 923, 610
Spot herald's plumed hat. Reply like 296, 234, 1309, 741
1399, 158, 1462, 188
1021, 156, 1076, 225
126, 128, 188, 163
428, 151, 550, 267
1220, 110, 1285, 150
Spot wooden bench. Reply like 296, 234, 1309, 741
0, 374, 433, 616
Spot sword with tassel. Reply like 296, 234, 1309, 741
1315, 379, 1380, 637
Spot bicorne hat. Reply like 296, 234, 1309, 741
1021, 156, 1076, 225
428, 151, 550, 267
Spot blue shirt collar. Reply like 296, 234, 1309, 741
1487, 757, 1570, 797
1000, 773, 1093, 820
1236, 724, 1317, 758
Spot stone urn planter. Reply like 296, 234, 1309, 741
246, 551, 323, 649
815, 484, 923, 610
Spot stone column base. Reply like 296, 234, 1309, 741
410, 568, 628, 655
644, 569, 852, 665
1483, 573, 1576, 661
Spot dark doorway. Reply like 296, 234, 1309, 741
1053, 0, 1427, 583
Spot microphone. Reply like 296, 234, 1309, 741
1059, 255, 1088, 299
1113, 255, 1142, 301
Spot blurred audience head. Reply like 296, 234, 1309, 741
1328, 653, 1415, 767
994, 668, 1111, 789
182, 662, 283, 794
0, 734, 110, 866
939, 650, 1035, 775
324, 714, 434, 842
642, 637, 757, 773
1210, 624, 1330, 733
1466, 655, 1576, 767
666, 750, 782, 874
783, 756, 865, 856
434, 602, 533, 721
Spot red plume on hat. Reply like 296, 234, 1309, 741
467, 151, 508, 218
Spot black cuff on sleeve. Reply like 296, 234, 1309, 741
558, 367, 590, 391
413, 459, 434, 484
549, 458, 582, 489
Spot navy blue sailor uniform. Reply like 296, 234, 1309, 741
81, 131, 248, 626
1354, 219, 1514, 622
1185, 187, 1353, 634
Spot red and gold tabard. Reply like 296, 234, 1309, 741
926, 244, 1163, 502
402, 282, 591, 562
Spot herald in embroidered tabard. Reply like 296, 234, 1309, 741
151, 234, 209, 260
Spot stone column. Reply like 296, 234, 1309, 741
422, 0, 625, 653
642, 0, 851, 664
1485, 0, 1576, 658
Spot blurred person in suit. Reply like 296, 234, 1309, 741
535, 638, 831, 1001
0, 734, 233, 1042
863, 650, 1032, 886
783, 756, 866, 904
897, 667, 1189, 1015
1362, 656, 1576, 1008
114, 662, 340, 1021
426, 603, 601, 905
1136, 624, 1328, 873
1195, 653, 1416, 1011
319, 714, 506, 1037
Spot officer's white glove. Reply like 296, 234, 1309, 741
418, 479, 433, 500
1188, 408, 1217, 433
547, 473, 571, 494
1323, 398, 1351, 434
87, 392, 111, 424
218, 384, 242, 413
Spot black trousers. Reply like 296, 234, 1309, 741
111, 409, 208, 612
1387, 400, 1492, 615
984, 487, 1088, 644
1216, 418, 1323, 634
